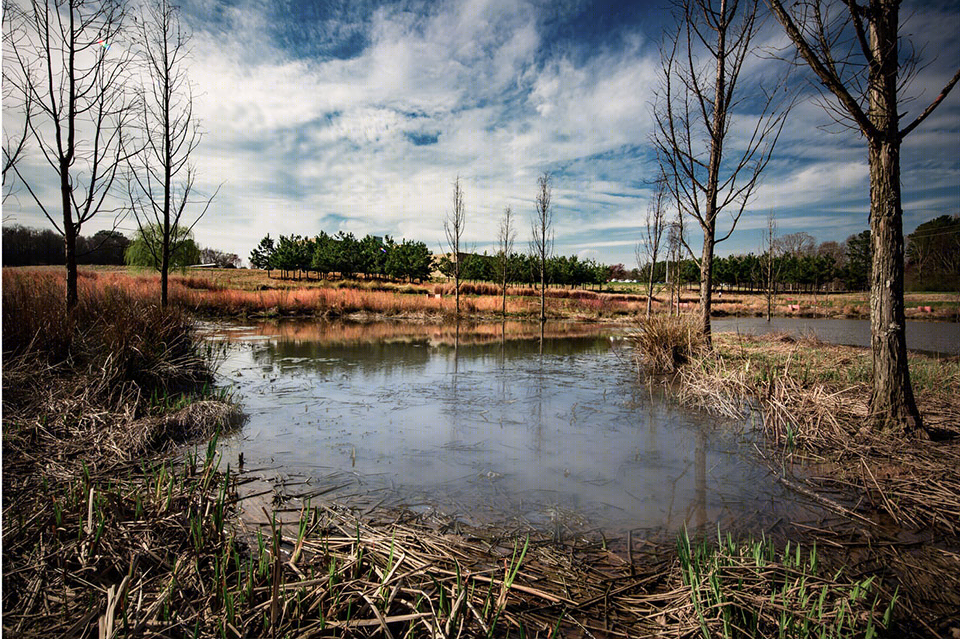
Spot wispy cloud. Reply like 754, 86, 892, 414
4, 0, 957, 265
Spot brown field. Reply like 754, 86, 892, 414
8, 266, 650, 320
8, 265, 958, 323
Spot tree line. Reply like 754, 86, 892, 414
248, 231, 610, 289
2, 225, 130, 266
635, 230, 874, 292
249, 232, 434, 283
438, 252, 608, 289
3, 223, 240, 270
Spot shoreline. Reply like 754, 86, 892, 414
650, 328, 960, 636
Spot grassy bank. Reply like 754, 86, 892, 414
633, 320, 960, 635
2, 269, 239, 636
9, 266, 648, 321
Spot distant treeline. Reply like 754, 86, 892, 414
438, 252, 608, 288
635, 220, 959, 293
249, 231, 611, 288
2, 225, 130, 266
637, 232, 868, 293
905, 215, 960, 292
250, 232, 434, 282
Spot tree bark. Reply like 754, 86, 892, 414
699, 229, 714, 345
867, 138, 920, 432
864, 0, 922, 433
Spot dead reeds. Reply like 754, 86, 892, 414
659, 330, 960, 634
629, 314, 707, 374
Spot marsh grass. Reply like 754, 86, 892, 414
654, 330, 960, 634
675, 528, 896, 639
1, 268, 918, 637
629, 314, 707, 374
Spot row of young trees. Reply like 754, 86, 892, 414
438, 252, 608, 289
249, 232, 434, 283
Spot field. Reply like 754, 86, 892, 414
13, 265, 959, 322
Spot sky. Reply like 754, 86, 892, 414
3, 0, 959, 267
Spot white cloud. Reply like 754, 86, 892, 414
4, 0, 957, 266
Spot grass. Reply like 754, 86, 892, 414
4, 266, 651, 321
635, 325, 960, 635
675, 527, 896, 639
629, 314, 707, 374
3, 268, 950, 636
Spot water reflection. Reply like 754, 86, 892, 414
212, 320, 815, 535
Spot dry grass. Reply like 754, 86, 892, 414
657, 331, 960, 634
6, 266, 651, 320
629, 314, 707, 374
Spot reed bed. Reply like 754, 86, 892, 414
673, 333, 960, 532
9, 267, 650, 320
3, 430, 898, 638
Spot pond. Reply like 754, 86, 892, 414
713, 317, 959, 356
209, 320, 819, 537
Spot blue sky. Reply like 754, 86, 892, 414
4, 0, 959, 267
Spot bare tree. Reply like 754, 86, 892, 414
778, 231, 815, 258
759, 211, 782, 321
2, 1, 32, 205
444, 175, 465, 317
654, 0, 789, 346
5, 0, 136, 310
639, 170, 668, 318
127, 0, 216, 307
666, 211, 686, 316
530, 173, 553, 325
768, 0, 960, 434
497, 205, 515, 318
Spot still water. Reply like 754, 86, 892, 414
210, 321, 813, 536
713, 317, 958, 356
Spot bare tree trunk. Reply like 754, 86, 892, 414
532, 173, 552, 326
767, 0, 959, 435
867, 113, 920, 432
646, 263, 655, 318
61, 156, 78, 309
498, 206, 514, 319
161, 228, 170, 306
7, 0, 132, 312
699, 227, 715, 344
653, 0, 785, 346
445, 176, 464, 318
